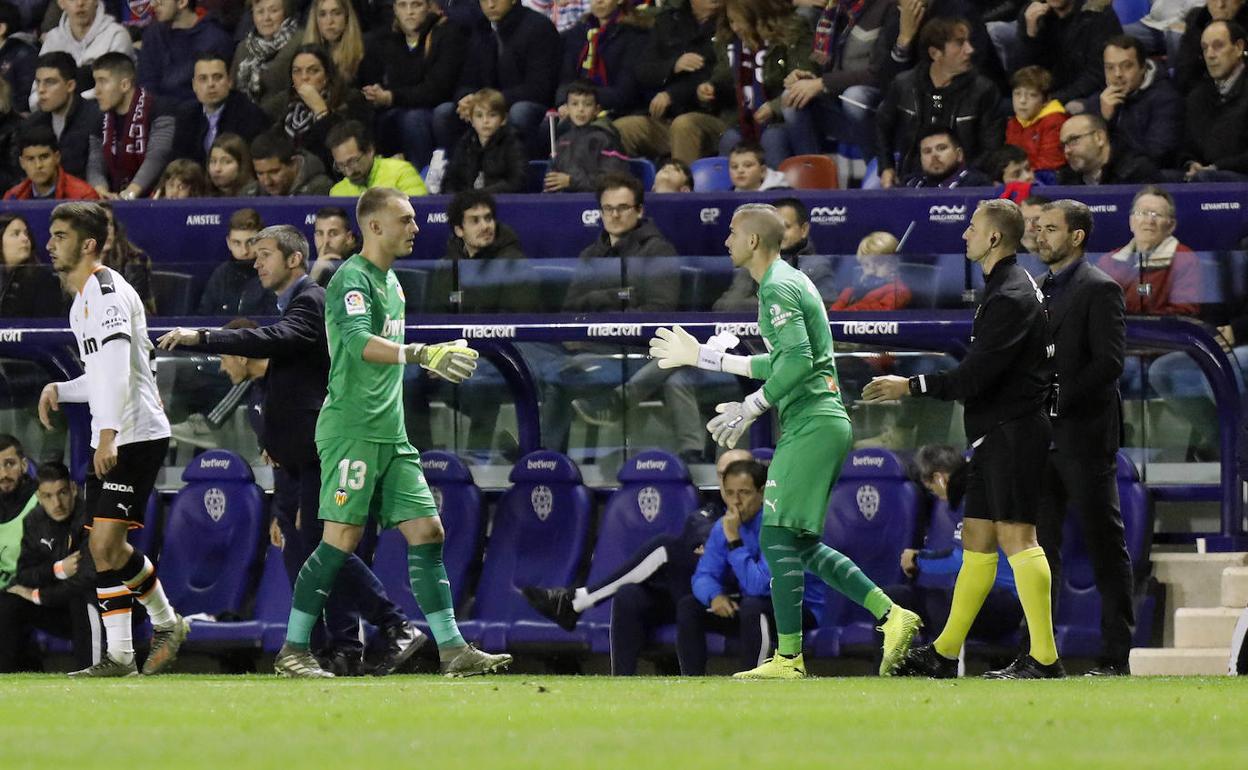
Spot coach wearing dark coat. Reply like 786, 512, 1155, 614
1034, 198, 1135, 676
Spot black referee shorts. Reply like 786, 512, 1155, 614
963, 413, 1051, 526
85, 437, 170, 529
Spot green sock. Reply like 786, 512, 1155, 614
760, 526, 807, 657
933, 550, 998, 660
285, 541, 350, 649
1009, 546, 1059, 665
796, 537, 892, 620
408, 543, 465, 649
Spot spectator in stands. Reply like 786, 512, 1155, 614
984, 144, 1035, 186
677, 457, 825, 675
903, 127, 991, 188
829, 231, 912, 310
528, 0, 586, 33
874, 0, 1005, 90
309, 205, 355, 285
326, 119, 427, 197
206, 132, 259, 196
86, 52, 177, 199
250, 130, 333, 196
1174, 0, 1248, 91
556, 0, 649, 118
1096, 185, 1200, 316
273, 44, 372, 172
172, 52, 271, 166
545, 81, 629, 192
714, 196, 815, 311
1055, 113, 1158, 185
613, 0, 718, 164
442, 88, 526, 193
1072, 35, 1182, 168
0, 77, 17, 191
875, 17, 1001, 188
0, 434, 37, 589
435, 190, 537, 312
358, 0, 465, 169
1178, 21, 1248, 183
230, 0, 300, 111
152, 157, 208, 198
23, 52, 100, 179
780, 0, 891, 159
0, 1, 36, 102
303, 0, 364, 85
728, 141, 789, 192
0, 462, 99, 673
699, 0, 811, 167
138, 0, 234, 107
198, 207, 278, 316
1019, 194, 1050, 253
1005, 65, 1066, 175
35, 0, 133, 104
0, 213, 66, 317
523, 449, 753, 675
652, 157, 693, 193
434, 0, 561, 154
1123, 0, 1201, 63
98, 202, 155, 312
1018, 0, 1121, 106
5, 126, 97, 200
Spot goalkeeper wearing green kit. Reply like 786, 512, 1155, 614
649, 203, 921, 679
275, 188, 511, 678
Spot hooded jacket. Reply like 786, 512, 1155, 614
37, 2, 133, 78
1104, 60, 1182, 167
550, 118, 629, 192
1006, 99, 1068, 171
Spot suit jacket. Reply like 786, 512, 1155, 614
172, 90, 272, 164
1045, 259, 1125, 456
186, 276, 328, 467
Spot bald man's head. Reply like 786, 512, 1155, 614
716, 448, 754, 477
734, 204, 785, 251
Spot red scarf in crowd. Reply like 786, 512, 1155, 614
102, 87, 152, 190
811, 0, 867, 67
578, 11, 621, 86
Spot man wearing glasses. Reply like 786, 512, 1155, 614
327, 120, 428, 198
1056, 113, 1158, 185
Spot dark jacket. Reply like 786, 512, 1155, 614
1055, 146, 1159, 185
430, 224, 541, 313
566, 218, 679, 312
0, 111, 20, 192
444, 124, 527, 194
172, 90, 272, 164
634, 0, 717, 117
1105, 60, 1182, 167
196, 258, 277, 317
357, 19, 467, 110
557, 15, 650, 115
21, 96, 102, 179
1043, 259, 1125, 457
13, 501, 95, 608
0, 36, 37, 106
1180, 67, 1248, 174
903, 166, 993, 188
454, 4, 562, 108
873, 0, 1005, 90
551, 119, 628, 192
138, 17, 236, 107
0, 261, 66, 318
706, 15, 815, 126
1174, 5, 1248, 92
874, 63, 1002, 175
255, 150, 334, 196
187, 276, 327, 467
1018, 0, 1121, 104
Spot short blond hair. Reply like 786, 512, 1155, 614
356, 187, 408, 223
471, 88, 506, 118
857, 231, 899, 256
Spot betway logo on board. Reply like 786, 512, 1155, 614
424, 460, 449, 471
840, 321, 898, 336
852, 454, 885, 468
463, 325, 516, 339
715, 322, 759, 337
928, 205, 966, 223
199, 458, 231, 470
809, 206, 847, 225
527, 459, 558, 471
185, 214, 221, 225
635, 460, 667, 472
587, 323, 643, 337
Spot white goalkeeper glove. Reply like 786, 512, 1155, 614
403, 339, 479, 383
706, 389, 770, 448
649, 326, 747, 374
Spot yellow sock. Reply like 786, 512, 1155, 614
933, 550, 998, 660
1009, 546, 1059, 665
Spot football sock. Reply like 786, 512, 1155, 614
933, 550, 998, 660
760, 526, 807, 656
791, 530, 892, 620
285, 542, 349, 650
1009, 546, 1059, 665
408, 543, 466, 652
118, 550, 176, 627
96, 571, 134, 664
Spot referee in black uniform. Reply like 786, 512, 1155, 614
1034, 199, 1135, 675
865, 199, 1064, 679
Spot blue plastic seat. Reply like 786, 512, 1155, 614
691, 157, 732, 192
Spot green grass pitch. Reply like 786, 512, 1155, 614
1, 675, 1245, 769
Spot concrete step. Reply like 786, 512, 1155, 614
1150, 552, 1248, 646
1130, 647, 1228, 676
1174, 607, 1243, 648
1223, 566, 1248, 608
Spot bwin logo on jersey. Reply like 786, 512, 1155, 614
638, 486, 662, 522
532, 485, 554, 521
809, 206, 847, 225
699, 208, 720, 224
204, 488, 227, 522
928, 205, 967, 223
582, 209, 602, 227
856, 484, 881, 521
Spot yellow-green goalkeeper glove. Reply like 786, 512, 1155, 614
404, 339, 479, 383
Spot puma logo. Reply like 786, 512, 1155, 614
116, 503, 133, 517
40, 538, 55, 550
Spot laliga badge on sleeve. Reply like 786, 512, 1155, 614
344, 290, 367, 316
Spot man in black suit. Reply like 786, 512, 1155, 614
156, 225, 423, 677
1034, 198, 1135, 676
172, 51, 272, 164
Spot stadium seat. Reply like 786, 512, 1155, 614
157, 450, 268, 648
806, 448, 921, 657
627, 158, 657, 189
779, 155, 839, 190
392, 266, 430, 313
255, 545, 296, 652
150, 271, 196, 317
691, 157, 732, 192
466, 451, 594, 650
1112, 0, 1150, 25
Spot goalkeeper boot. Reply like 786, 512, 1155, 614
521, 587, 580, 631
69, 655, 139, 678
733, 653, 807, 680
892, 644, 958, 679
441, 644, 512, 677
878, 605, 923, 676
143, 614, 190, 675
275, 644, 335, 678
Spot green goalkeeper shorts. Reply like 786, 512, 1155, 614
316, 437, 438, 528
763, 415, 853, 536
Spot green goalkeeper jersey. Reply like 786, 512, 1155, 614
748, 258, 849, 424
316, 254, 409, 444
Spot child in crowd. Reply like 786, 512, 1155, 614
728, 142, 788, 192
1005, 66, 1067, 178
444, 88, 527, 194
153, 159, 209, 199
653, 158, 693, 193
829, 232, 912, 311
545, 81, 629, 192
